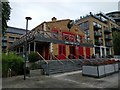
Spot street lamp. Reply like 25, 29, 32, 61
24, 17, 32, 80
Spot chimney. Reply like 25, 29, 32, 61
52, 17, 57, 21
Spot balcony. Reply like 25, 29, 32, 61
93, 25, 101, 30
106, 43, 113, 47
2, 36, 7, 41
105, 35, 112, 40
2, 38, 7, 42
2, 43, 7, 47
95, 40, 103, 46
94, 32, 102, 37
112, 27, 120, 31
104, 29, 112, 34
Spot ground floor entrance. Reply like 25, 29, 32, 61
36, 42, 50, 60
95, 46, 112, 58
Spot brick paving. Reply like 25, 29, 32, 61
2, 69, 119, 88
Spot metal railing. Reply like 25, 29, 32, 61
61, 54, 75, 63
51, 54, 63, 64
104, 35, 112, 39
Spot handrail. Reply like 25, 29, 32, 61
69, 54, 85, 63
51, 54, 63, 64
61, 53, 75, 63
72, 54, 78, 59
79, 55, 85, 59
36, 52, 48, 64
86, 54, 91, 59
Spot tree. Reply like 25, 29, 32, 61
2, 1, 11, 51
112, 31, 120, 55
2, 1, 11, 33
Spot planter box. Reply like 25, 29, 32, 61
104, 64, 114, 75
82, 63, 119, 78
118, 62, 120, 69
114, 63, 119, 72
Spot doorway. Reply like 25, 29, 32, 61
36, 42, 50, 60
69, 46, 76, 58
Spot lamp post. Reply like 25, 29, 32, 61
24, 17, 32, 80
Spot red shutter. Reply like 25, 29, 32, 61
79, 46, 84, 56
58, 44, 66, 60
86, 47, 90, 59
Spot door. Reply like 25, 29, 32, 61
79, 46, 84, 58
58, 44, 66, 59
69, 46, 76, 58
37, 43, 50, 60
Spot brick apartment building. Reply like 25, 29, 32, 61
2, 26, 26, 51
76, 12, 120, 58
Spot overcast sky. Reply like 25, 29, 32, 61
8, 0, 120, 30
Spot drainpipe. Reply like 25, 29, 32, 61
50, 43, 53, 60
100, 46, 103, 58
34, 42, 36, 52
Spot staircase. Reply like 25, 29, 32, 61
40, 59, 83, 75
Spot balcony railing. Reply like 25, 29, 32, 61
95, 40, 103, 46
2, 43, 7, 47
104, 29, 111, 34
94, 32, 102, 37
93, 25, 101, 30
2, 38, 7, 41
105, 35, 112, 40
112, 27, 120, 31
106, 43, 113, 47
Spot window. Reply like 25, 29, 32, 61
79, 23, 83, 30
79, 21, 89, 30
59, 45, 62, 54
93, 22, 102, 29
80, 35, 83, 43
98, 24, 102, 28
59, 45, 66, 55
87, 37, 90, 41
63, 34, 69, 41
69, 35, 75, 42
84, 21, 89, 29
9, 37, 14, 41
9, 42, 13, 45
93, 22, 97, 26
84, 29, 90, 36
52, 31, 58, 39
16, 37, 20, 40
76, 35, 80, 42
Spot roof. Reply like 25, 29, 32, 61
8, 26, 27, 31
106, 11, 120, 15
7, 26, 28, 35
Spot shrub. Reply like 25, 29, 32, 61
2, 52, 24, 77
28, 52, 40, 62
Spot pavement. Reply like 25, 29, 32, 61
2, 69, 119, 88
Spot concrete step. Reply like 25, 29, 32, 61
40, 60, 83, 75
